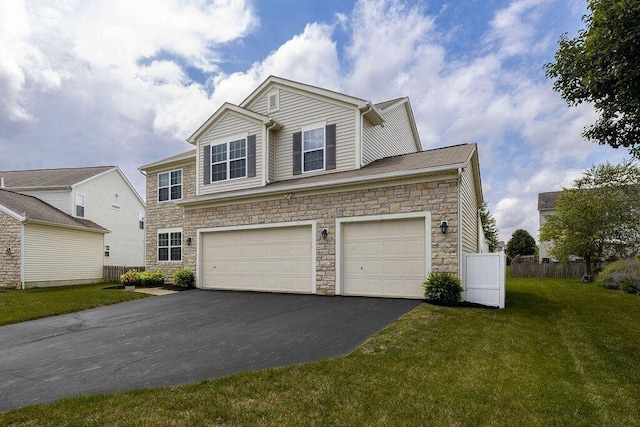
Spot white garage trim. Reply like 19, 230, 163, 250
196, 220, 316, 293
335, 212, 431, 297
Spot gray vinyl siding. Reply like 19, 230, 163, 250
15, 189, 71, 214
362, 102, 418, 166
460, 164, 479, 254
23, 224, 103, 284
248, 87, 358, 181
268, 128, 276, 183
198, 112, 263, 194
74, 170, 146, 267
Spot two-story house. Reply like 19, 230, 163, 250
140, 76, 485, 299
0, 166, 145, 288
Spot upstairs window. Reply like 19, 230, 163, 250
75, 193, 85, 217
210, 138, 246, 182
139, 212, 145, 230
302, 123, 326, 172
158, 229, 182, 262
158, 170, 182, 202
104, 245, 110, 257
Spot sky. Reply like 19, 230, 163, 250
0, 0, 629, 242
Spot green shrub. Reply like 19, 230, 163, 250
423, 271, 464, 305
138, 271, 165, 287
173, 268, 195, 288
120, 270, 140, 286
595, 259, 640, 295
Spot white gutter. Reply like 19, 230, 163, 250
20, 223, 25, 290
23, 219, 110, 234
178, 162, 465, 208
457, 167, 464, 291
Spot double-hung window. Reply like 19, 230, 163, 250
158, 229, 182, 262
211, 138, 247, 182
75, 193, 85, 217
158, 170, 182, 202
302, 123, 325, 172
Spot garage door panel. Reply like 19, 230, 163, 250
201, 225, 312, 294
342, 217, 426, 298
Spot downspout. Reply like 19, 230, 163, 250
20, 223, 25, 290
359, 106, 372, 168
265, 121, 279, 184
457, 167, 464, 297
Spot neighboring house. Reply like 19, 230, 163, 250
0, 189, 108, 288
0, 166, 145, 267
140, 76, 485, 299
538, 191, 561, 262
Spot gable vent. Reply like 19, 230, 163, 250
267, 90, 279, 112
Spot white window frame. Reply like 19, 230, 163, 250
158, 228, 183, 262
104, 245, 110, 257
139, 211, 145, 230
267, 89, 280, 113
158, 169, 182, 202
209, 133, 248, 182
302, 122, 326, 173
75, 193, 85, 217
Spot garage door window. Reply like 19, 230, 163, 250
158, 230, 182, 261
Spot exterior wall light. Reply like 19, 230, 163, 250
186, 237, 192, 246
440, 221, 448, 234
6, 247, 11, 254
321, 228, 328, 239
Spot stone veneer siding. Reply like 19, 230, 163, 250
0, 211, 22, 289
146, 163, 459, 293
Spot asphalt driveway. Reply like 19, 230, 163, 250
0, 290, 419, 412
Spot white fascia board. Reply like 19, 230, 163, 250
178, 163, 465, 208
0, 204, 25, 221
186, 103, 276, 144
24, 219, 110, 234
240, 76, 369, 110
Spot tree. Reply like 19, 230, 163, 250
540, 160, 640, 278
479, 203, 499, 252
506, 229, 537, 259
545, 1, 640, 156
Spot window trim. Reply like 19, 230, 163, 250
301, 122, 326, 173
104, 245, 110, 257
75, 193, 85, 218
157, 169, 183, 202
157, 228, 183, 262
208, 133, 248, 183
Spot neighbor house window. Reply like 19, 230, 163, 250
104, 245, 110, 257
302, 123, 325, 172
158, 229, 182, 261
210, 138, 246, 182
158, 170, 182, 202
139, 212, 145, 230
75, 193, 85, 217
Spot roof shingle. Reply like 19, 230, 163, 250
0, 166, 114, 188
0, 190, 108, 232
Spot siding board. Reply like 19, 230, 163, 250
460, 164, 479, 253
362, 102, 418, 165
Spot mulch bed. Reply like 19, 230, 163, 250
104, 284, 193, 291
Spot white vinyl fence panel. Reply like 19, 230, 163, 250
463, 252, 506, 308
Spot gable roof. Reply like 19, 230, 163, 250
0, 190, 108, 233
140, 149, 197, 171
0, 166, 115, 189
186, 103, 283, 145
538, 191, 561, 211
178, 144, 479, 208
240, 75, 386, 126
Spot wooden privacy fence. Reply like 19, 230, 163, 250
103, 266, 145, 282
511, 262, 587, 278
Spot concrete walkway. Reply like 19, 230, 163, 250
133, 287, 178, 296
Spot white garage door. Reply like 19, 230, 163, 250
342, 217, 427, 298
201, 225, 313, 293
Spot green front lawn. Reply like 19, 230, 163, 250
1, 277, 639, 426
0, 283, 148, 326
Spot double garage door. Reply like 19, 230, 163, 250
200, 217, 428, 298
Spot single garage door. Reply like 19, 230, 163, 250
201, 225, 313, 293
342, 217, 427, 298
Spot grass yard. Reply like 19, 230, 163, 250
0, 283, 148, 326
1, 276, 639, 426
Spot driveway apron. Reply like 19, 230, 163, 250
0, 290, 419, 412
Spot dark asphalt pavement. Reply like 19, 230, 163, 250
0, 290, 419, 412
